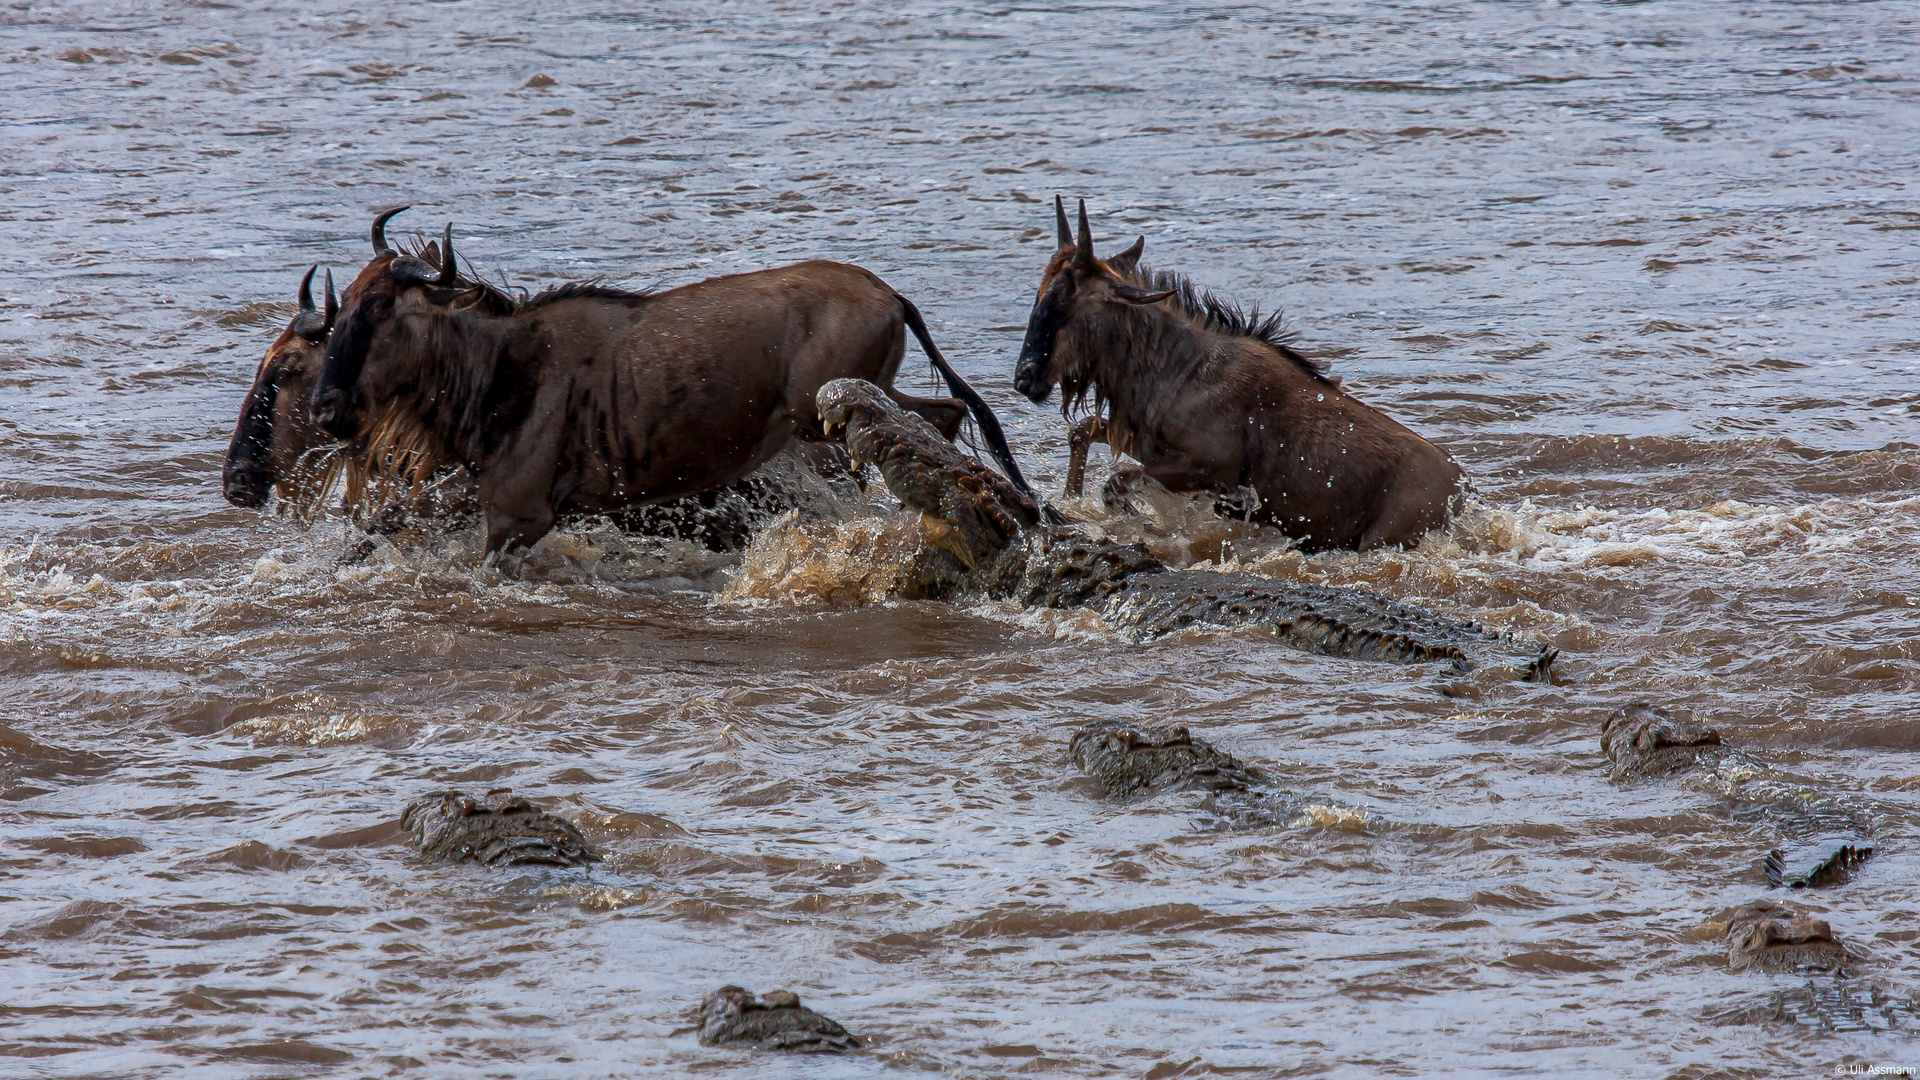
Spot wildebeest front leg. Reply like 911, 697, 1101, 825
1066, 416, 1108, 497
478, 467, 560, 556
366, 470, 482, 536
1103, 452, 1240, 515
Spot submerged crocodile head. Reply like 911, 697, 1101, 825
1704, 899, 1848, 975
1601, 702, 1727, 783
692, 985, 858, 1053
1069, 721, 1266, 799
400, 788, 597, 868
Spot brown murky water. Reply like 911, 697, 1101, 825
3, 2, 1918, 1076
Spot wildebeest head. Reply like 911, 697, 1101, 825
1012, 196, 1169, 408
311, 205, 467, 439
223, 265, 338, 508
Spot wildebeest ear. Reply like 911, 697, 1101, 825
1107, 236, 1145, 275
422, 240, 442, 268
1110, 281, 1173, 305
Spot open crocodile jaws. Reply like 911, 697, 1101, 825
815, 378, 1554, 680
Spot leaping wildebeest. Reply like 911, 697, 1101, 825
311, 208, 1032, 555
222, 243, 853, 554
1013, 198, 1463, 553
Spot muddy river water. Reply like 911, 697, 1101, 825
3, 1, 1918, 1076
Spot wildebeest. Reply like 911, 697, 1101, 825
223, 243, 462, 524
312, 208, 1032, 554
224, 239, 834, 554
1013, 198, 1463, 553
223, 265, 341, 511
222, 259, 846, 554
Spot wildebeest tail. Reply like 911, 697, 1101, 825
895, 294, 1034, 497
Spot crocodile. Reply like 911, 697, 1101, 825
1689, 900, 1912, 1032
815, 378, 1554, 680
1699, 899, 1850, 975
401, 789, 597, 868
1601, 703, 1873, 888
1069, 720, 1363, 830
691, 986, 859, 1053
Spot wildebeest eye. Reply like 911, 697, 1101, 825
1039, 274, 1076, 323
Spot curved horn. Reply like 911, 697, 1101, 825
435, 222, 457, 286
297, 264, 318, 312
1055, 195, 1071, 247
323, 269, 338, 331
1110, 281, 1175, 306
370, 205, 410, 254
1073, 199, 1096, 271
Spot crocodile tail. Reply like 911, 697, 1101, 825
895, 293, 1034, 498
1525, 646, 1559, 684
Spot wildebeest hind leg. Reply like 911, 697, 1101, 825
1357, 471, 1460, 552
884, 390, 966, 441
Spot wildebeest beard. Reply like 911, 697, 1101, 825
226, 250, 463, 522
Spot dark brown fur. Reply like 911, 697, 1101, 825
227, 274, 847, 554
313, 215, 1024, 554
1015, 198, 1463, 552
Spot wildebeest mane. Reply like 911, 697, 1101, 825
451, 273, 655, 317
384, 232, 655, 316
523, 280, 655, 309
1128, 266, 1330, 383
372, 273, 655, 461
1059, 264, 1333, 420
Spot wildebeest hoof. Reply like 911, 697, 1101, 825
401, 788, 597, 868
335, 536, 380, 567
1703, 900, 1849, 975
692, 985, 859, 1053
1211, 484, 1263, 521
